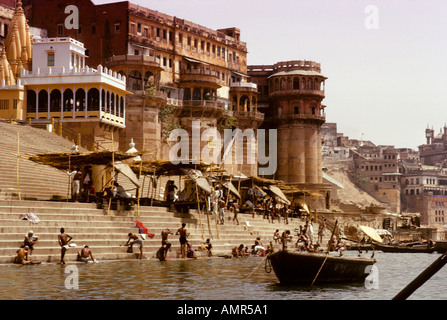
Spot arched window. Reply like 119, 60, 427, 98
111, 93, 115, 114
63, 89, 73, 112
192, 88, 201, 100
88, 88, 100, 111
26, 90, 36, 113
106, 92, 110, 113
50, 89, 61, 113
75, 89, 85, 112
280, 78, 286, 90
203, 88, 211, 100
144, 71, 154, 88
119, 97, 124, 117
129, 70, 142, 91
293, 77, 300, 90
240, 95, 250, 111
38, 90, 48, 115
184, 88, 191, 100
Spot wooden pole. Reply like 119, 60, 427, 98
195, 173, 205, 240
137, 160, 142, 217
151, 166, 156, 206
107, 132, 115, 216
66, 154, 71, 202
16, 132, 21, 201
311, 220, 338, 286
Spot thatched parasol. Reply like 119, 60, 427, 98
27, 151, 135, 170
128, 159, 213, 176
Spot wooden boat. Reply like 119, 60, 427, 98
372, 242, 436, 253
266, 250, 376, 285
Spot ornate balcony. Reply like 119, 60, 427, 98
179, 68, 221, 88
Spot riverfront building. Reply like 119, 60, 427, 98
0, 0, 334, 210
0, 1, 130, 150
248, 61, 331, 209
22, 0, 263, 177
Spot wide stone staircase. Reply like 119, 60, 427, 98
0, 121, 87, 201
0, 199, 315, 263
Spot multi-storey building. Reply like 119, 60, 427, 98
352, 145, 402, 212
0, 1, 129, 151
419, 125, 447, 166
22, 0, 263, 177
321, 122, 351, 160
400, 162, 447, 226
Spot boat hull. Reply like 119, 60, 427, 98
267, 250, 375, 285
373, 243, 436, 253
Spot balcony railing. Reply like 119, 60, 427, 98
182, 100, 225, 109
105, 54, 160, 67
270, 89, 325, 97
233, 110, 264, 121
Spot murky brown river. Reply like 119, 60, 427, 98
0, 251, 446, 300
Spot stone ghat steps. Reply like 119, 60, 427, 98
0, 122, 89, 201
0, 199, 309, 263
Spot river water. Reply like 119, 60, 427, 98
0, 251, 446, 301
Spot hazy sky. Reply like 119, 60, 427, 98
93, 0, 447, 149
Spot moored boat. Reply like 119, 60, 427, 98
266, 250, 376, 285
372, 242, 436, 253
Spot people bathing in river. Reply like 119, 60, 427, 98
176, 223, 190, 259
23, 230, 39, 255
186, 241, 197, 259
77, 245, 96, 263
281, 230, 292, 251
202, 238, 213, 257
125, 233, 144, 259
253, 237, 266, 257
58, 228, 73, 264
14, 246, 41, 265
273, 229, 280, 244
161, 228, 173, 244
156, 242, 171, 261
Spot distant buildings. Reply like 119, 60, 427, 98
323, 122, 447, 234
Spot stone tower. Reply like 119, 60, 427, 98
249, 60, 330, 208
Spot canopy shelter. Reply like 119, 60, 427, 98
181, 168, 212, 194
222, 180, 241, 199
246, 176, 282, 186
359, 225, 383, 243
266, 185, 291, 205
27, 151, 135, 170
128, 159, 212, 177
113, 161, 140, 188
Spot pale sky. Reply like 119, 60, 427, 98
93, 0, 447, 150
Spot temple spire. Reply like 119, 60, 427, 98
4, 0, 32, 80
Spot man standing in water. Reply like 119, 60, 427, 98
176, 223, 190, 258
58, 228, 73, 264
